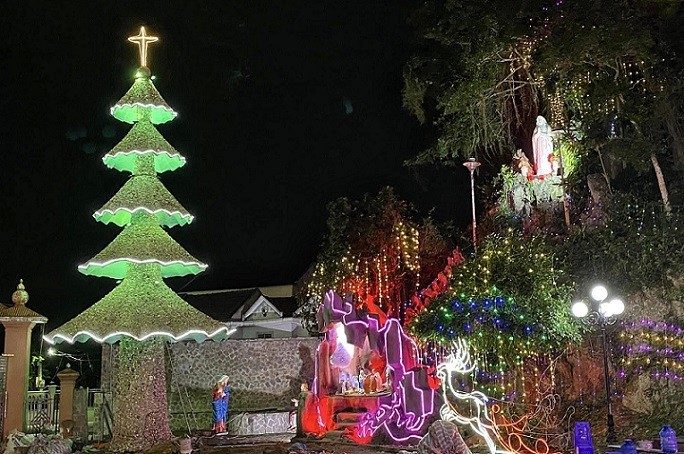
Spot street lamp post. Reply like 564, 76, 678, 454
463, 158, 481, 252
571, 285, 625, 443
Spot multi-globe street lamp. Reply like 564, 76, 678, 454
571, 285, 625, 443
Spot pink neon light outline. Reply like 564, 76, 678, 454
308, 290, 435, 443
352, 317, 434, 442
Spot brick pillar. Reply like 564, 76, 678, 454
1, 320, 37, 436
0, 280, 47, 436
57, 367, 80, 430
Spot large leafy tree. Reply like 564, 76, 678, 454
402, 0, 545, 163
532, 0, 684, 210
403, 0, 684, 206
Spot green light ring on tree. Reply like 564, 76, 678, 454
111, 76, 177, 124
82, 217, 205, 276
103, 150, 186, 173
95, 175, 193, 227
78, 258, 207, 279
47, 261, 225, 344
94, 207, 194, 228
45, 327, 234, 345
106, 117, 184, 172
111, 103, 177, 125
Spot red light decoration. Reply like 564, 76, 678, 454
490, 403, 560, 454
403, 249, 464, 326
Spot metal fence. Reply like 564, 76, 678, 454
87, 388, 113, 441
25, 388, 59, 434
0, 356, 8, 436
24, 387, 113, 441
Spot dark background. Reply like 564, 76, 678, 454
0, 1, 471, 332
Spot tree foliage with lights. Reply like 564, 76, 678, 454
408, 229, 582, 368
558, 195, 684, 298
402, 0, 543, 163
297, 187, 451, 332
532, 0, 684, 209
403, 0, 684, 207
45, 28, 227, 451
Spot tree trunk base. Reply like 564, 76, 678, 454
109, 338, 173, 453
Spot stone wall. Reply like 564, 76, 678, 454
102, 337, 320, 433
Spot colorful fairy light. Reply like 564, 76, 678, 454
303, 200, 425, 318
617, 318, 684, 381
408, 230, 579, 369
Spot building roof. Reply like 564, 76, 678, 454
268, 297, 300, 318
180, 287, 300, 322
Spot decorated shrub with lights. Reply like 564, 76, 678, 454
408, 229, 582, 396
298, 187, 450, 331
45, 27, 228, 452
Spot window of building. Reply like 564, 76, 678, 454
257, 332, 273, 339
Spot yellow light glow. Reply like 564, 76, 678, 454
128, 26, 159, 68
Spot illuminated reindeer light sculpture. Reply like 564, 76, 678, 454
436, 339, 507, 454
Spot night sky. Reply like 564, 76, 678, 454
0, 1, 471, 329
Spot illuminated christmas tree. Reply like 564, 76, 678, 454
45, 27, 228, 451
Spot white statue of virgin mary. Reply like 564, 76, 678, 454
532, 115, 554, 176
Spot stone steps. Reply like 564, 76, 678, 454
333, 410, 365, 430
335, 411, 364, 423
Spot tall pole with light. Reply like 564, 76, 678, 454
571, 285, 625, 443
463, 158, 481, 252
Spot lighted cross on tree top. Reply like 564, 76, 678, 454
128, 26, 159, 67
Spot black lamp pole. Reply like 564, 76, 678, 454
571, 285, 624, 444
599, 320, 617, 442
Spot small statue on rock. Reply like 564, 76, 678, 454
512, 149, 533, 179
